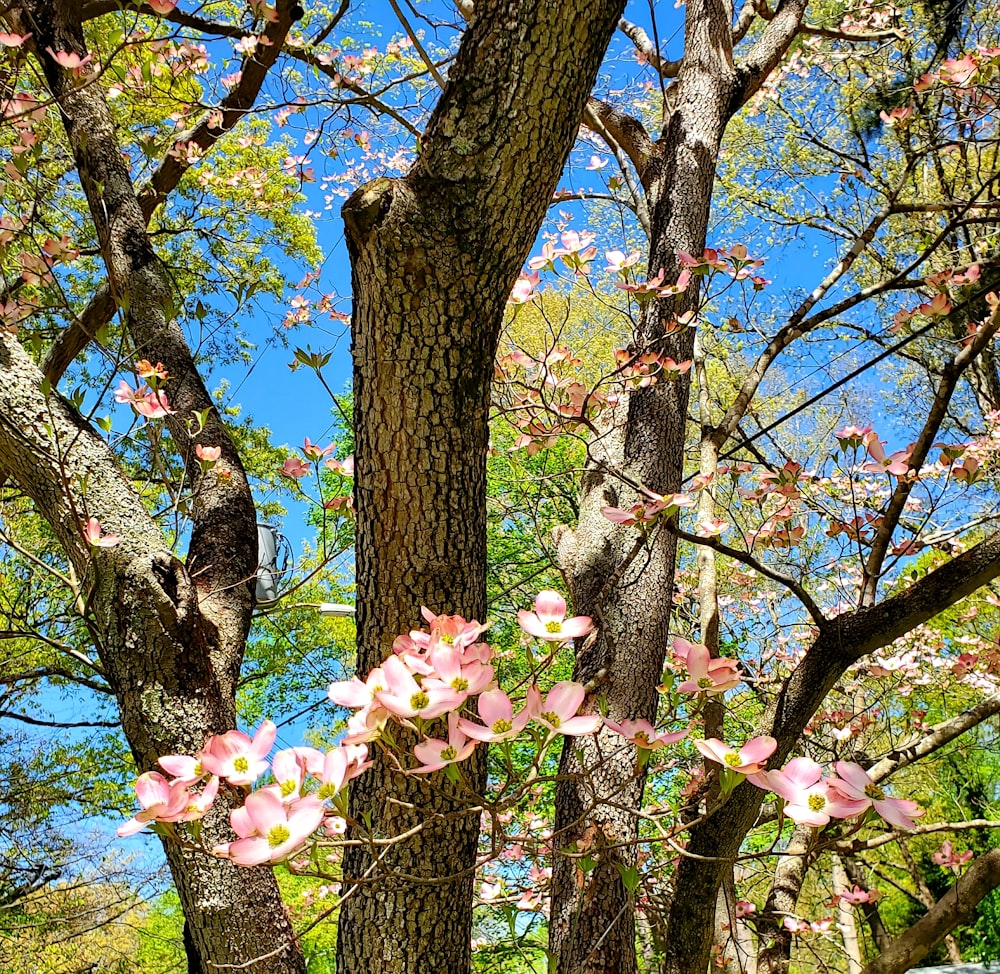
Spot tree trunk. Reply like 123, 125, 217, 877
549, 2, 808, 969
335, 2, 625, 971
7, 2, 307, 969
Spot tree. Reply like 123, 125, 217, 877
0, 0, 626, 970
5, 2, 1000, 974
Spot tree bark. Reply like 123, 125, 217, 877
5, 2, 306, 970
336, 2, 625, 972
549, 3, 808, 971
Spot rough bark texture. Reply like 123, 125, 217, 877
549, 3, 808, 971
3, 2, 305, 970
336, 2, 625, 972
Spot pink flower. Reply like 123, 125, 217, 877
215, 790, 325, 866
301, 437, 334, 460
282, 456, 310, 478
508, 271, 540, 304
374, 655, 465, 720
526, 682, 601, 736
118, 772, 186, 835
114, 380, 174, 419
932, 840, 973, 869
696, 518, 730, 537
0, 32, 31, 47
695, 736, 777, 774
604, 718, 689, 749
763, 758, 868, 827
84, 517, 120, 548
838, 885, 881, 906
412, 713, 478, 773
830, 761, 925, 829
457, 688, 531, 743
148, 0, 178, 13
195, 444, 221, 464
328, 667, 386, 709
424, 642, 495, 699
200, 720, 277, 787
676, 643, 741, 694
271, 748, 314, 802
517, 591, 593, 642
158, 752, 208, 784
46, 47, 93, 70
604, 250, 641, 273
312, 743, 372, 798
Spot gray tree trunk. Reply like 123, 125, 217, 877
549, 3, 808, 970
3, 2, 308, 970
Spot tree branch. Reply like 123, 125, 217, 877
867, 691, 1000, 784
617, 17, 681, 78
735, 0, 809, 107
838, 819, 1000, 854
672, 525, 826, 625
584, 98, 656, 190
45, 0, 302, 385
861, 300, 1000, 602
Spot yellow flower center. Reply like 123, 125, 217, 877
441, 746, 457, 761
318, 782, 338, 799
267, 824, 291, 847
451, 677, 469, 691
698, 677, 714, 689
865, 783, 885, 801
234, 756, 249, 773
541, 710, 561, 728
280, 779, 296, 798
724, 753, 741, 767
807, 793, 826, 812
410, 691, 430, 710
545, 620, 562, 634
491, 718, 512, 734
441, 633, 455, 644
193, 761, 203, 776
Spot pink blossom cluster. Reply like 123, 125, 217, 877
327, 595, 600, 770
678, 243, 770, 289
118, 719, 371, 867
695, 744, 924, 829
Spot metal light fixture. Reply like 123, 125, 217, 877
255, 522, 293, 605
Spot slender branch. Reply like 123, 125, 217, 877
1, 666, 112, 694
837, 819, 1000, 854
385, 0, 446, 90
861, 300, 1000, 602
582, 103, 651, 236
0, 709, 118, 729
801, 23, 904, 41
617, 17, 681, 78
867, 691, 1000, 784
672, 526, 826, 626
712, 174, 906, 448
